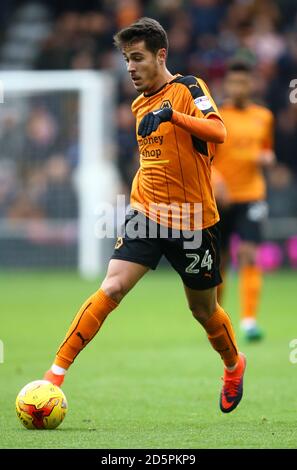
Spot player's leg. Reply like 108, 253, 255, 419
44, 259, 150, 385
217, 248, 229, 305
238, 240, 263, 340
184, 285, 238, 365
184, 284, 246, 413
237, 201, 267, 340
163, 223, 246, 412
44, 210, 163, 385
216, 205, 234, 305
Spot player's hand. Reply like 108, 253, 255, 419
138, 107, 173, 137
214, 178, 231, 208
258, 150, 276, 167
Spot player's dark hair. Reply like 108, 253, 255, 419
228, 61, 252, 74
113, 17, 169, 55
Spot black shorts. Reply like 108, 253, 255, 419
111, 210, 222, 290
218, 201, 268, 251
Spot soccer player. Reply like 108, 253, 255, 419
44, 17, 246, 413
212, 61, 275, 341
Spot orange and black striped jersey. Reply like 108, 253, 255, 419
130, 74, 222, 230
214, 103, 274, 203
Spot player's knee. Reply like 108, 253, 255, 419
191, 309, 212, 324
100, 276, 127, 304
239, 253, 256, 266
188, 302, 215, 324
238, 243, 257, 265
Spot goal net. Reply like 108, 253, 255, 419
0, 71, 118, 278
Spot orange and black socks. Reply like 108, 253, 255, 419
240, 265, 262, 322
54, 289, 118, 370
203, 304, 239, 368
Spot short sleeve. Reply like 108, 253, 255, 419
186, 78, 222, 121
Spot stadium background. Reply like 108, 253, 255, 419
0, 0, 297, 269
1, 0, 297, 449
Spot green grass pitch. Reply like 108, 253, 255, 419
1, 269, 297, 448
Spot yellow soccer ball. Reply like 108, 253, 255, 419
16, 380, 67, 430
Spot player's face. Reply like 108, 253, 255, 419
225, 71, 252, 103
122, 41, 164, 94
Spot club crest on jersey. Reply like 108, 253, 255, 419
194, 96, 212, 111
160, 100, 172, 109
115, 237, 123, 250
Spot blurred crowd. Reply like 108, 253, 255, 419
34, 0, 297, 193
0, 94, 78, 221
1, 0, 297, 225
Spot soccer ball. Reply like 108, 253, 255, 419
16, 380, 68, 430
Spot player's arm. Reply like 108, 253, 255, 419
171, 112, 226, 143
211, 166, 231, 207
138, 76, 226, 142
137, 107, 226, 142
257, 111, 276, 167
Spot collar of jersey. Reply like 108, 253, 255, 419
143, 74, 182, 97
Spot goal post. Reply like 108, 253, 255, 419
0, 71, 119, 278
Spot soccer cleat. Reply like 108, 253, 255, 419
44, 369, 65, 387
244, 325, 264, 342
220, 352, 246, 413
